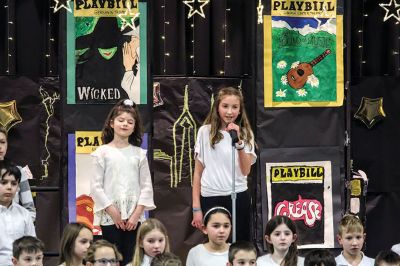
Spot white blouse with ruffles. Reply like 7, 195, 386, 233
90, 144, 155, 226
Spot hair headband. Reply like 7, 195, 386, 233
203, 206, 231, 224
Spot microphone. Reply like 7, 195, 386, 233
229, 129, 239, 145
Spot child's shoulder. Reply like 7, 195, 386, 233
198, 124, 211, 132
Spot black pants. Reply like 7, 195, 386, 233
200, 190, 251, 242
101, 224, 139, 266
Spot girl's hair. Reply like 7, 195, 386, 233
203, 87, 254, 148
265, 215, 298, 266
131, 218, 171, 266
85, 239, 122, 264
101, 99, 143, 146
0, 126, 7, 138
203, 206, 232, 226
59, 222, 92, 266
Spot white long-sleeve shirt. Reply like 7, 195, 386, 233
90, 144, 155, 225
0, 203, 36, 266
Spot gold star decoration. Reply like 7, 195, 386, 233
257, 0, 264, 24
118, 1, 140, 31
53, 0, 72, 13
354, 97, 386, 129
183, 0, 210, 19
0, 100, 22, 132
379, 0, 400, 22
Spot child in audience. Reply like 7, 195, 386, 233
85, 239, 122, 266
0, 160, 36, 266
186, 206, 232, 266
59, 222, 93, 266
12, 236, 44, 266
91, 99, 155, 265
304, 249, 336, 266
128, 218, 170, 266
335, 214, 374, 266
227, 241, 257, 266
0, 126, 36, 222
151, 252, 182, 266
257, 215, 304, 266
375, 250, 400, 266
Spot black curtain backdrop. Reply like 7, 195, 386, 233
1, 0, 400, 264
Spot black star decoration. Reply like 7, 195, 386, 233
183, 0, 210, 19
53, 0, 72, 13
379, 0, 400, 22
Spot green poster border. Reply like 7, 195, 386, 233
139, 2, 147, 104
67, 3, 75, 104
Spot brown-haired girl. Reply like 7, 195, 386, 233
90, 99, 155, 266
191, 87, 256, 241
257, 215, 304, 266
59, 222, 93, 266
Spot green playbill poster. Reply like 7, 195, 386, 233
264, 0, 343, 107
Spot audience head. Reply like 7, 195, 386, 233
337, 214, 365, 256
227, 241, 257, 266
59, 222, 93, 266
132, 218, 170, 266
304, 249, 336, 266
150, 252, 182, 266
12, 236, 45, 266
264, 215, 298, 266
202, 206, 232, 245
0, 160, 21, 208
375, 250, 400, 266
85, 239, 122, 266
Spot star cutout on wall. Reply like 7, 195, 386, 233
354, 97, 386, 129
379, 0, 400, 22
53, 0, 72, 13
0, 100, 22, 132
183, 0, 210, 19
118, 1, 140, 31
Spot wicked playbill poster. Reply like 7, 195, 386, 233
264, 0, 344, 107
261, 147, 342, 248
67, 0, 147, 104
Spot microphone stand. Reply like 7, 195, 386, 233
230, 133, 237, 242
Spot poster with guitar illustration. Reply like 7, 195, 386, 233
263, 0, 344, 107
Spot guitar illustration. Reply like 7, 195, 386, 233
286, 49, 331, 89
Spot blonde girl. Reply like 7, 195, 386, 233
85, 239, 122, 266
257, 215, 304, 266
191, 87, 256, 241
128, 218, 170, 266
186, 206, 232, 266
90, 99, 155, 266
59, 222, 93, 266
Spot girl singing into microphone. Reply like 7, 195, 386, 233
191, 87, 256, 241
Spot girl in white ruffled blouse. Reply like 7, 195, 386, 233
90, 99, 155, 266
